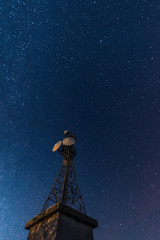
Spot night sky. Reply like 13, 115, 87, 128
1, 0, 160, 239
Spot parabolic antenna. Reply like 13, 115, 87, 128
62, 137, 75, 146
52, 141, 62, 152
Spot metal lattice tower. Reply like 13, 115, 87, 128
41, 131, 87, 215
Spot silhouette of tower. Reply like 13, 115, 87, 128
25, 131, 98, 240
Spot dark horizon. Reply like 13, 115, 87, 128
1, 1, 160, 240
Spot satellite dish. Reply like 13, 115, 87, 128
62, 137, 75, 146
52, 141, 62, 152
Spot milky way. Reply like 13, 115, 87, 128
0, 1, 160, 240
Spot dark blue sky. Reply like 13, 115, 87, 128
1, 0, 160, 239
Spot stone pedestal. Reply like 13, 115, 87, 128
25, 202, 98, 240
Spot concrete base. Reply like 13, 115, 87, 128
25, 202, 98, 240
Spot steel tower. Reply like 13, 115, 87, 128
41, 131, 86, 215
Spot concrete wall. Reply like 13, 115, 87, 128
27, 212, 59, 240
25, 203, 97, 240
27, 212, 93, 240
57, 213, 93, 240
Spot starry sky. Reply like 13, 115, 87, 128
0, 0, 160, 239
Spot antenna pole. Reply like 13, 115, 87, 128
61, 149, 70, 204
